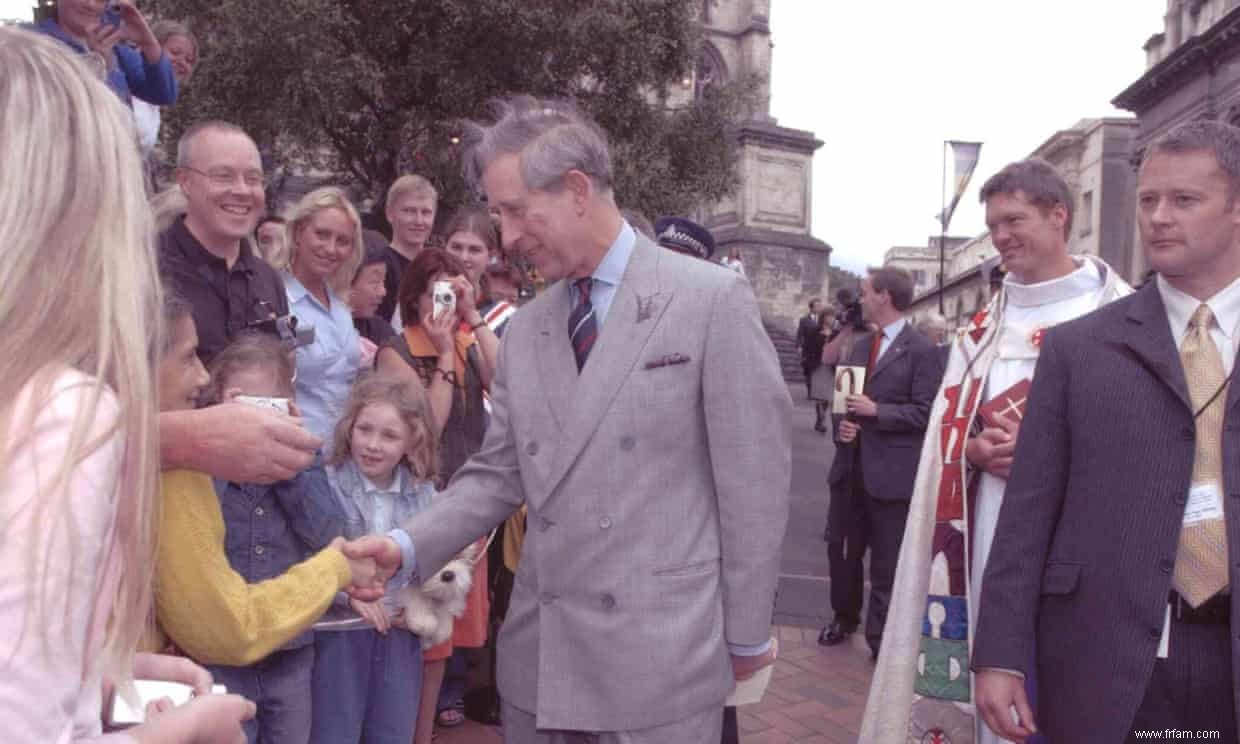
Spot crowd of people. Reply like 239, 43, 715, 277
2, 8, 785, 744
10, 2, 1240, 743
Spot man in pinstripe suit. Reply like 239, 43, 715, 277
973, 120, 1240, 742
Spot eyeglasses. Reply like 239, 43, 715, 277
181, 165, 267, 189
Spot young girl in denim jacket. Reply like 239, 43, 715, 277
310, 375, 438, 744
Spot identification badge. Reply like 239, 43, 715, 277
1157, 604, 1170, 659
1184, 483, 1224, 527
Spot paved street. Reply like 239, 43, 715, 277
440, 387, 873, 743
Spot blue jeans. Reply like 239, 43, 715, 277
208, 644, 315, 744
310, 629, 423, 744
437, 648, 469, 713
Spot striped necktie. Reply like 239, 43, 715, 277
1173, 303, 1231, 606
568, 277, 597, 372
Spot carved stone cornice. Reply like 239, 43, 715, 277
710, 224, 832, 254
1114, 5, 1240, 113
736, 121, 824, 154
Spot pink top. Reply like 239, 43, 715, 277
0, 369, 133, 743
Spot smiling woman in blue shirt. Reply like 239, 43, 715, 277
283, 187, 366, 448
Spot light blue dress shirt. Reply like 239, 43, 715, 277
285, 275, 361, 448
877, 317, 908, 361
567, 221, 636, 327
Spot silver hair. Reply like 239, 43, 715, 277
461, 95, 613, 193
916, 312, 950, 334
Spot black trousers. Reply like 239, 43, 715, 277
826, 475, 909, 651
1127, 605, 1237, 742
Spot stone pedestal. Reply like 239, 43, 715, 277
705, 120, 830, 332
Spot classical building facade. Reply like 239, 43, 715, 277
1115, 0, 1240, 278
693, 0, 831, 332
884, 236, 970, 298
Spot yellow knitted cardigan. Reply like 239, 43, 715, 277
154, 470, 350, 666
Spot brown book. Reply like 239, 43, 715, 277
977, 378, 1032, 429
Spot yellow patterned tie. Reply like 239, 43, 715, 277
1172, 303, 1231, 607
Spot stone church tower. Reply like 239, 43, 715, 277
691, 0, 830, 330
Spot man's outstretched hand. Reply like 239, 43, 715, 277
342, 535, 403, 601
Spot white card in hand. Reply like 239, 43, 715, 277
110, 681, 228, 725
725, 662, 773, 706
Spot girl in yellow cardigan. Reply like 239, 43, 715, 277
153, 298, 376, 699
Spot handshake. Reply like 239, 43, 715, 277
328, 535, 405, 601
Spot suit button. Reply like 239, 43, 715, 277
254, 545, 265, 556
599, 517, 612, 530
539, 593, 555, 605
620, 436, 636, 451
601, 594, 616, 610
526, 442, 539, 456
1159, 559, 1173, 574
1150, 627, 1161, 639
255, 506, 265, 516
1181, 427, 1195, 441
1174, 494, 1187, 507
539, 517, 553, 532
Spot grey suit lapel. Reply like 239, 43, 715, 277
543, 237, 672, 496
1122, 282, 1192, 412
870, 324, 916, 381
535, 285, 578, 430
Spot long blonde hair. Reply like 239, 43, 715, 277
0, 28, 160, 684
284, 187, 365, 296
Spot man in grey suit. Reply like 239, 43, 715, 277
346, 96, 791, 743
820, 266, 942, 657
974, 120, 1240, 741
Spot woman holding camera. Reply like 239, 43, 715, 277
283, 187, 365, 446
374, 247, 497, 744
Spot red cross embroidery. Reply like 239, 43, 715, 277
924, 730, 949, 744
1031, 328, 1046, 347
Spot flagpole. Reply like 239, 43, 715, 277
939, 141, 947, 315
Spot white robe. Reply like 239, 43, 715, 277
972, 259, 1107, 744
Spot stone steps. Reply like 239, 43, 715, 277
765, 322, 805, 384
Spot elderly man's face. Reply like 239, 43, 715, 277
177, 129, 265, 246
483, 153, 585, 282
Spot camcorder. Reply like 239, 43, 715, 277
248, 302, 315, 349
828, 288, 867, 340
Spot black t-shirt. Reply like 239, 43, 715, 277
158, 216, 291, 364
353, 315, 397, 348
376, 244, 412, 323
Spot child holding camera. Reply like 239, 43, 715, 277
309, 376, 439, 744
154, 307, 376, 744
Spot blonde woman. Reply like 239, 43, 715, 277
283, 186, 365, 446
0, 28, 251, 742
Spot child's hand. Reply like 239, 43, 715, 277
350, 597, 390, 635
331, 536, 379, 589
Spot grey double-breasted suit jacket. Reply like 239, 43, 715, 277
400, 234, 792, 732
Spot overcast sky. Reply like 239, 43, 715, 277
3, 0, 1170, 273
769, 0, 1168, 272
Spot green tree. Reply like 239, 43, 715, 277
143, 0, 751, 222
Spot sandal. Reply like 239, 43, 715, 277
436, 707, 466, 728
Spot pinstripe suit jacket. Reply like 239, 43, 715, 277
972, 282, 1240, 742
399, 235, 792, 732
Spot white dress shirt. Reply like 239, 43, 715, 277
1157, 274, 1240, 375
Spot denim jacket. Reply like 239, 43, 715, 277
213, 463, 347, 650
326, 460, 435, 615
